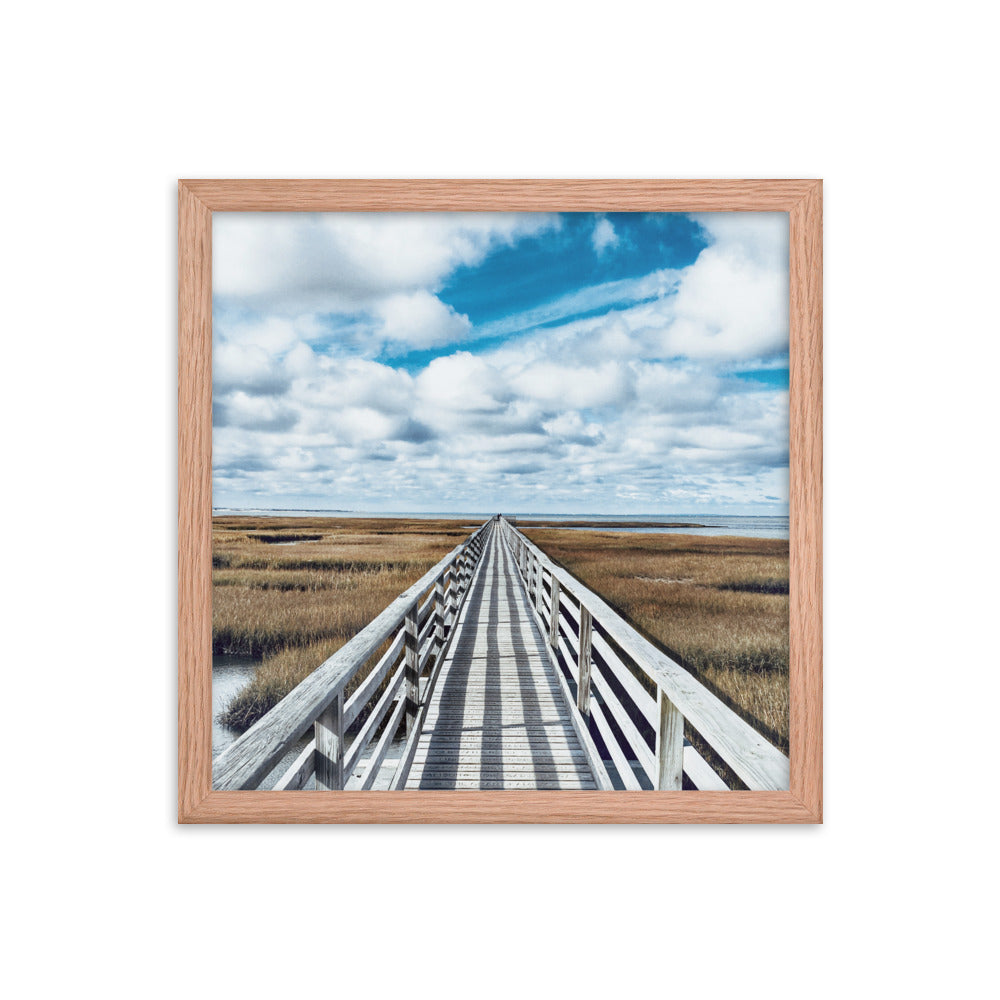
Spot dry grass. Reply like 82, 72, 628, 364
215, 517, 789, 765
523, 528, 789, 752
213, 517, 465, 729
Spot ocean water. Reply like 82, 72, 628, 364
213, 509, 789, 540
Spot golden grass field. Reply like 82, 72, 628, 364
212, 517, 464, 729
213, 518, 789, 753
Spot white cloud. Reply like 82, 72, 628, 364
542, 411, 603, 445
666, 228, 788, 359
214, 392, 298, 432
510, 361, 634, 410
214, 342, 292, 396
376, 291, 471, 351
416, 352, 510, 415
213, 212, 560, 312
212, 212, 790, 513
591, 216, 619, 255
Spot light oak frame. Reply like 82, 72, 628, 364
179, 179, 822, 824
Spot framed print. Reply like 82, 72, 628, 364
178, 179, 822, 823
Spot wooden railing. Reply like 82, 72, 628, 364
212, 518, 494, 791
497, 516, 789, 791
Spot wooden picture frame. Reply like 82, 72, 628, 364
179, 179, 822, 824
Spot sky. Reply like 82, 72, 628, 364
212, 211, 789, 515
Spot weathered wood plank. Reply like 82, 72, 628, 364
548, 577, 561, 648
410, 762, 595, 775
272, 740, 316, 791
577, 606, 593, 715
683, 744, 729, 791
590, 631, 658, 731
588, 696, 643, 790
587, 657, 656, 783
412, 750, 588, 760
342, 629, 404, 729
417, 736, 584, 745
343, 657, 407, 778
315, 693, 344, 790
403, 601, 419, 738
411, 779, 598, 790
356, 695, 407, 791
656, 689, 684, 791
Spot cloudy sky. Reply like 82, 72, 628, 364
212, 211, 789, 515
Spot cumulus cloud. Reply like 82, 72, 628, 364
416, 352, 511, 415
510, 361, 634, 410
214, 342, 292, 397
213, 212, 560, 312
376, 291, 471, 351
212, 211, 789, 513
666, 219, 788, 359
213, 392, 298, 433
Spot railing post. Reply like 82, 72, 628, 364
535, 562, 545, 614
656, 688, 684, 790
577, 605, 592, 714
443, 566, 455, 630
549, 576, 561, 648
315, 691, 344, 790
433, 572, 445, 652
404, 600, 419, 737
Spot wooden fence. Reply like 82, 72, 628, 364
497, 517, 789, 791
212, 519, 493, 791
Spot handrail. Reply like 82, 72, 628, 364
213, 518, 494, 790
497, 516, 789, 791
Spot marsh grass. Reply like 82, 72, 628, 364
251, 532, 324, 543
524, 528, 790, 752
215, 518, 790, 764
213, 517, 464, 729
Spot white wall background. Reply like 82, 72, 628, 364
4, 3, 996, 997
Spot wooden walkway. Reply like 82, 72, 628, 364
213, 515, 789, 796
406, 525, 597, 789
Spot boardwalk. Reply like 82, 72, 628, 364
407, 527, 596, 789
212, 515, 789, 794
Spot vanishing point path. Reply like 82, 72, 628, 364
407, 527, 596, 789
212, 515, 789, 795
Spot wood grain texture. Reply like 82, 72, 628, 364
178, 178, 822, 824
178, 182, 212, 822
788, 180, 823, 822
179, 790, 816, 824
179, 178, 817, 212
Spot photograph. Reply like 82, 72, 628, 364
209, 206, 794, 793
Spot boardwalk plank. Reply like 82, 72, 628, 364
403, 525, 597, 791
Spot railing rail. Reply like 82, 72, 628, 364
213, 518, 494, 790
497, 516, 789, 791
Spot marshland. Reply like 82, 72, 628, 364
213, 515, 789, 756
